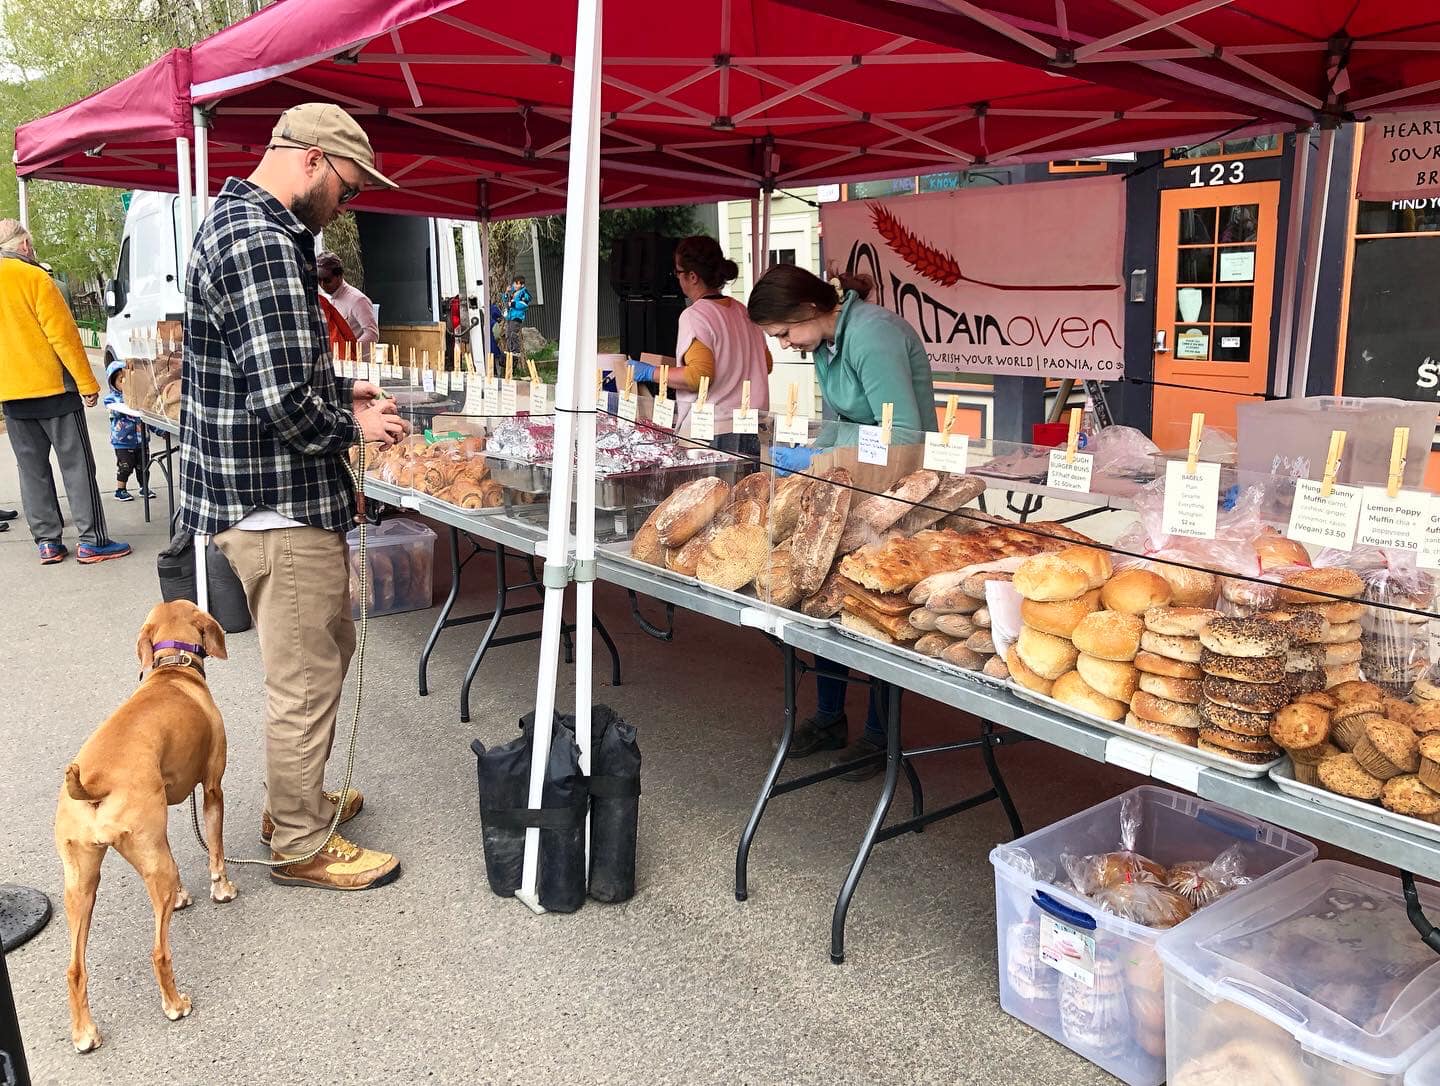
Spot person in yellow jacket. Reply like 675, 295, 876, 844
0, 220, 130, 564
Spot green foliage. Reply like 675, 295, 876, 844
538, 205, 700, 261
321, 212, 364, 291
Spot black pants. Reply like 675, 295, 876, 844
114, 446, 140, 486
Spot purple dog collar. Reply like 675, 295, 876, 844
153, 639, 207, 658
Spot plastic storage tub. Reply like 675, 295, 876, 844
1157, 860, 1440, 1085
990, 786, 1317, 1086
1407, 1039, 1440, 1085
345, 518, 435, 619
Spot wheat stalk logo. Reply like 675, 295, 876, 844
868, 202, 1117, 292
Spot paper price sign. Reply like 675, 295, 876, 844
1421, 503, 1440, 570
689, 403, 716, 442
1162, 461, 1221, 540
421, 369, 436, 393
529, 382, 554, 416
1038, 913, 1096, 987
409, 366, 420, 385
857, 425, 889, 466
1046, 450, 1094, 493
462, 375, 487, 416
499, 380, 518, 416
1358, 486, 1429, 552
367, 362, 382, 384
445, 371, 457, 393
1286, 479, 1363, 550
652, 397, 675, 429
483, 378, 501, 413
775, 415, 810, 445
731, 408, 759, 435
923, 432, 969, 474
617, 391, 638, 422
342, 360, 356, 380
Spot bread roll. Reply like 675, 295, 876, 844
914, 632, 955, 658
1139, 631, 1203, 664
1137, 672, 1203, 704
1070, 611, 1143, 662
654, 476, 731, 547
1053, 546, 1113, 591
1052, 670, 1126, 721
909, 607, 939, 633
972, 607, 991, 629
1278, 567, 1366, 604
941, 643, 985, 670
1100, 569, 1173, 615
1020, 589, 1102, 638
1155, 564, 1219, 607
1075, 654, 1139, 701
1006, 645, 1054, 694
1143, 606, 1220, 636
1016, 625, 1080, 680
1253, 532, 1311, 571
1012, 554, 1091, 602
966, 629, 996, 655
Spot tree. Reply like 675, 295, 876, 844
538, 205, 700, 262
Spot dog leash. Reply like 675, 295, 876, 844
188, 439, 372, 869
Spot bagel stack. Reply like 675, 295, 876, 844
1008, 548, 1113, 700
1276, 568, 1368, 690
1194, 616, 1291, 765
1360, 572, 1434, 697
1129, 606, 1216, 746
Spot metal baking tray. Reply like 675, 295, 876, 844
828, 618, 1011, 690
1270, 761, 1440, 844
1009, 684, 1281, 779
486, 454, 741, 511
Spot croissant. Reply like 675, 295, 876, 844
419, 459, 464, 495
441, 479, 487, 509
460, 434, 486, 456
480, 479, 505, 508
458, 457, 490, 484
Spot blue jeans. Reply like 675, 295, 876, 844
815, 659, 890, 746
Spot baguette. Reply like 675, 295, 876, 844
791, 468, 852, 595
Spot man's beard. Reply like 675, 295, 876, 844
290, 179, 332, 234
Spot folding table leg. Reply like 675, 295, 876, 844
138, 424, 153, 524
593, 611, 622, 686
830, 682, 902, 965
460, 543, 511, 723
736, 643, 797, 901
419, 525, 463, 696
981, 719, 1024, 839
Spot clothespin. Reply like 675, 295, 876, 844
786, 383, 798, 425
1388, 427, 1409, 498
1320, 429, 1346, 498
696, 375, 710, 411
1186, 412, 1205, 474
942, 395, 958, 446
409, 347, 417, 368
505, 352, 514, 382
1066, 407, 1082, 464
624, 364, 636, 398
423, 349, 431, 370
658, 365, 669, 399
527, 359, 541, 386
880, 402, 894, 446
741, 380, 751, 415
595, 367, 604, 405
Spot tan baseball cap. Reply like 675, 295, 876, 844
269, 102, 397, 190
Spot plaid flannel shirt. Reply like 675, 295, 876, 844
179, 178, 359, 535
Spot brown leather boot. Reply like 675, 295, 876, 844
261, 787, 363, 846
269, 832, 401, 891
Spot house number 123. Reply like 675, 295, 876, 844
1189, 161, 1246, 187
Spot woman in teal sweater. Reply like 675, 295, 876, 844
747, 265, 938, 780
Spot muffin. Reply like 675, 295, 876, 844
1270, 702, 1330, 752
1330, 701, 1385, 750
1317, 752, 1385, 801
1381, 775, 1440, 825
1411, 703, 1440, 738
1420, 735, 1440, 792
1351, 719, 1420, 779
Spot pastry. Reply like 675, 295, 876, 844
1139, 631, 1203, 664
1006, 646, 1054, 695
1381, 775, 1440, 825
1134, 650, 1203, 679
1294, 691, 1338, 710
1143, 606, 1220, 636
1012, 553, 1091, 602
1101, 569, 1173, 614
1199, 649, 1286, 684
1351, 719, 1421, 779
1278, 567, 1366, 604
1137, 672, 1202, 704
1290, 741, 1342, 768
1020, 590, 1102, 638
1052, 670, 1127, 721
1060, 966, 1130, 1059
1409, 702, 1440, 736
1201, 675, 1290, 714
1075, 654, 1139, 702
1126, 712, 1199, 746
1419, 735, 1440, 791
791, 468, 852, 595
1070, 610, 1143, 662
1317, 752, 1385, 800
836, 469, 940, 554
1200, 700, 1273, 737
1413, 677, 1440, 702
1330, 701, 1384, 751
1292, 760, 1322, 785
1016, 625, 1080, 681
653, 476, 731, 547
1132, 690, 1202, 729
1197, 738, 1278, 765
1199, 617, 1291, 658
1270, 702, 1330, 751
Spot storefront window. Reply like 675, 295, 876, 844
1355, 198, 1440, 234
1170, 134, 1280, 163
848, 177, 916, 199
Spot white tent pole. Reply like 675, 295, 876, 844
1289, 126, 1335, 399
516, 0, 602, 914
16, 176, 28, 230
192, 107, 210, 220
460, 221, 486, 369
174, 133, 208, 612
1270, 130, 1312, 398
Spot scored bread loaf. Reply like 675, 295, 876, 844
791, 468, 852, 595
753, 543, 801, 609
631, 521, 664, 566
837, 469, 940, 555
731, 471, 772, 507
654, 476, 731, 547
892, 473, 986, 535
799, 570, 848, 619
768, 475, 808, 542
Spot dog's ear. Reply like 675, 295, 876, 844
136, 621, 156, 671
197, 611, 228, 661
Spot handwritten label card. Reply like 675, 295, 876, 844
689, 403, 716, 442
483, 377, 501, 414
923, 432, 969, 474
617, 391, 638, 422
1421, 501, 1440, 570
530, 382, 554, 416
857, 425, 889, 466
421, 369, 436, 393
775, 415, 810, 446
1286, 479, 1363, 551
462, 375, 486, 416
732, 408, 759, 435
1358, 486, 1429, 553
1046, 450, 1094, 493
1162, 461, 1221, 540
499, 380, 518, 416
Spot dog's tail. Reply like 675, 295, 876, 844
64, 763, 105, 803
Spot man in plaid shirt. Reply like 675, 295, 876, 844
182, 103, 408, 892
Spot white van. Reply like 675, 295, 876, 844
102, 190, 189, 367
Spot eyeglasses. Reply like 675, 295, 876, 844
322, 154, 360, 204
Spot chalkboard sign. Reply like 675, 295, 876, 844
1342, 236, 1440, 401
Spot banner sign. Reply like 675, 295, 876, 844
1358, 113, 1440, 201
820, 175, 1125, 379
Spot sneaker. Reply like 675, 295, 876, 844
269, 832, 400, 891
113, 488, 135, 502
772, 713, 848, 758
76, 540, 132, 564
139, 486, 157, 499
38, 541, 67, 565
833, 735, 886, 782
0, 507, 17, 521
261, 787, 363, 846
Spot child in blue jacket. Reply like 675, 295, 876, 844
103, 360, 153, 501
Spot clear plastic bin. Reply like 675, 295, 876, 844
345, 518, 435, 619
990, 785, 1317, 1086
1157, 860, 1440, 1085
1407, 1039, 1440, 1085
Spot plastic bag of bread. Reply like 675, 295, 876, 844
1060, 792, 1166, 897
1335, 547, 1435, 697
1164, 843, 1252, 909
1090, 878, 1194, 928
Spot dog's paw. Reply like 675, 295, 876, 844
164, 993, 192, 1021
211, 875, 237, 903
173, 886, 194, 910
72, 1025, 103, 1053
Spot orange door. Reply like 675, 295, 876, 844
1152, 180, 1279, 450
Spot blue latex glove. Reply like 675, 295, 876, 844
769, 443, 817, 477
629, 360, 657, 383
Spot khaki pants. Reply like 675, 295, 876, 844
215, 525, 355, 854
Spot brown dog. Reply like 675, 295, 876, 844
54, 599, 236, 1053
